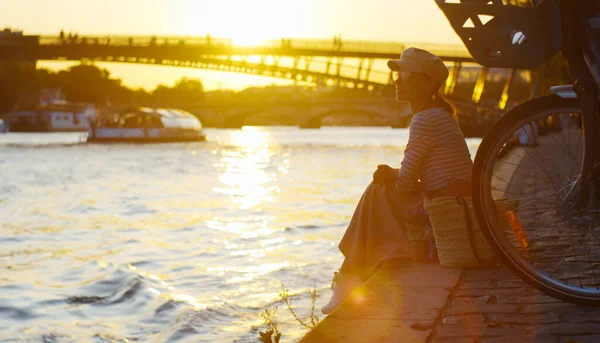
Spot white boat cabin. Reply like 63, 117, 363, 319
89, 107, 205, 143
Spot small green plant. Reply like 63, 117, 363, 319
258, 283, 321, 342
277, 283, 320, 330
258, 306, 281, 343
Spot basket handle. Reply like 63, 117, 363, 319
456, 197, 494, 267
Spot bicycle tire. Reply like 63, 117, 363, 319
472, 94, 600, 307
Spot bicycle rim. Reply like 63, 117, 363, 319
474, 95, 600, 305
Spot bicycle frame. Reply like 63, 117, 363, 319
555, 0, 600, 219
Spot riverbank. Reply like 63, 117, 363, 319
299, 259, 600, 343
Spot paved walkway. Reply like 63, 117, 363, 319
433, 265, 600, 343
298, 260, 600, 343
299, 260, 461, 343
300, 128, 600, 343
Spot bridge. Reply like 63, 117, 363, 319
0, 33, 536, 115
187, 98, 412, 129
186, 96, 504, 132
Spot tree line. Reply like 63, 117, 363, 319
0, 63, 205, 113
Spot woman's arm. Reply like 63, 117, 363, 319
396, 113, 434, 193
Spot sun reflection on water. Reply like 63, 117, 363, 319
203, 127, 291, 307
213, 127, 279, 211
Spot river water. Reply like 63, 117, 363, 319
0, 127, 480, 342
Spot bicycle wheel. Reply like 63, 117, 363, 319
473, 94, 600, 306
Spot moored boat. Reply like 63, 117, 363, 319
0, 119, 7, 133
87, 107, 206, 143
6, 103, 96, 132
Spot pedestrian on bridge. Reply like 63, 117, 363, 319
332, 35, 343, 51
321, 48, 473, 315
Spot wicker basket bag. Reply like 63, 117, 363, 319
423, 196, 495, 268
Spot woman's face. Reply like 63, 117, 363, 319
393, 71, 436, 103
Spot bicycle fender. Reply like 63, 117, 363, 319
550, 85, 577, 98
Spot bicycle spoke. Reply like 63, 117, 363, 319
547, 242, 576, 280
581, 228, 600, 289
551, 126, 582, 170
491, 187, 529, 197
495, 192, 557, 209
476, 99, 600, 303
585, 226, 600, 244
508, 197, 556, 214
491, 173, 513, 185
568, 217, 583, 288
520, 141, 560, 193
494, 160, 573, 175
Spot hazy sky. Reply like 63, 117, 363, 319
2, 0, 463, 91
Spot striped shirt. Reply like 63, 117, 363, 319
396, 107, 473, 193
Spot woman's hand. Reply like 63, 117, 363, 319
372, 164, 399, 185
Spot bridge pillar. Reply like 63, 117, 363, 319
299, 119, 321, 129
188, 107, 217, 127
0, 33, 39, 113
296, 103, 322, 129
0, 60, 37, 113
206, 108, 243, 128
472, 67, 489, 104
356, 58, 364, 80
444, 62, 461, 98
365, 59, 374, 82
336, 57, 343, 86
299, 109, 320, 129
498, 68, 517, 110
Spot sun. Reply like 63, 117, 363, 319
223, 11, 279, 47
182, 0, 307, 47
231, 33, 269, 47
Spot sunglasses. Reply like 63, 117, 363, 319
392, 70, 412, 83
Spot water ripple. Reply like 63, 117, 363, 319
0, 128, 481, 342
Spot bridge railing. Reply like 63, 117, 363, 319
37, 35, 470, 58
266, 39, 407, 54
38, 35, 233, 47
266, 39, 469, 57
400, 42, 471, 59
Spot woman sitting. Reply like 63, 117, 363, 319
322, 47, 473, 314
